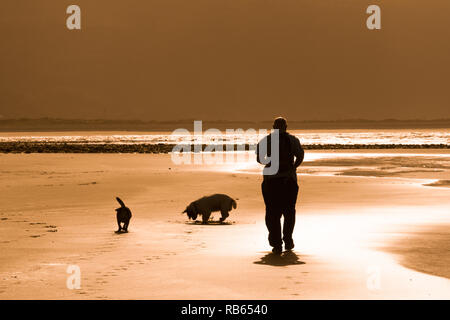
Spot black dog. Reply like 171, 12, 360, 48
183, 194, 237, 224
115, 197, 132, 233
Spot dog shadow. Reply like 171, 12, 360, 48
253, 251, 305, 266
114, 230, 129, 235
185, 221, 234, 226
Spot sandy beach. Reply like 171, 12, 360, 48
0, 151, 449, 299
2, 0, 450, 306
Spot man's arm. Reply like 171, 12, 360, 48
292, 137, 304, 169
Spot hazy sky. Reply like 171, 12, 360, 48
1, 1, 449, 121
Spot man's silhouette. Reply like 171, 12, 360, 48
256, 117, 304, 254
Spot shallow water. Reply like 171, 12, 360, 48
0, 129, 449, 146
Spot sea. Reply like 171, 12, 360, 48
0, 129, 448, 147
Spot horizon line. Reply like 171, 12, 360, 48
1, 118, 450, 123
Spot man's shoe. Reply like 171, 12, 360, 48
284, 240, 295, 251
272, 246, 282, 255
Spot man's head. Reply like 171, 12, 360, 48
273, 117, 288, 133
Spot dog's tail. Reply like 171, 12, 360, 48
116, 197, 126, 208
231, 199, 237, 210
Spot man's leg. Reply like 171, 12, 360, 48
265, 207, 283, 249
282, 179, 299, 250
262, 179, 283, 252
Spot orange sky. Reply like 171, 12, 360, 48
0, 1, 449, 121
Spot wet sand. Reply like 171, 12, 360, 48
0, 151, 449, 299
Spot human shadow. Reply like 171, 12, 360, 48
253, 251, 305, 266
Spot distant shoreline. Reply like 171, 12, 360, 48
1, 118, 449, 132
0, 142, 448, 153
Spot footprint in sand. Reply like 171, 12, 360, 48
95, 278, 108, 284
78, 182, 98, 186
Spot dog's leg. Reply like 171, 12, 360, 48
123, 220, 129, 233
219, 209, 229, 222
202, 212, 211, 224
117, 216, 122, 232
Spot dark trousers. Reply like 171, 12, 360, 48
262, 177, 299, 248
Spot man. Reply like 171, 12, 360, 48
256, 117, 304, 254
